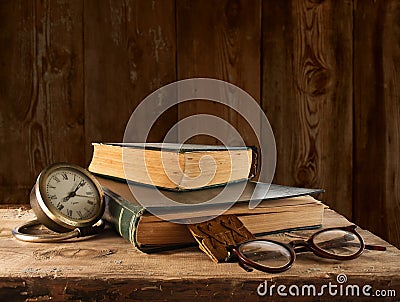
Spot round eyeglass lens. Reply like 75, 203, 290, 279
238, 240, 292, 269
313, 229, 362, 256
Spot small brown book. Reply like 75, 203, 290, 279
188, 215, 255, 263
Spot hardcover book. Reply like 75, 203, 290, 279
97, 176, 325, 252
88, 143, 256, 191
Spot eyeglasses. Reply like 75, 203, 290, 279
225, 225, 386, 273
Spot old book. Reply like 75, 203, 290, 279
88, 143, 256, 191
97, 177, 325, 252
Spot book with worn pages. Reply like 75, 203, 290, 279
97, 176, 325, 252
88, 143, 256, 191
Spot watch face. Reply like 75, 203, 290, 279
41, 166, 102, 224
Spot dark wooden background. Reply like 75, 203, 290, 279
1, 0, 399, 248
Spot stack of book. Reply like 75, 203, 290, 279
89, 143, 324, 252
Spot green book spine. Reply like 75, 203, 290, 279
102, 188, 145, 250
102, 187, 197, 252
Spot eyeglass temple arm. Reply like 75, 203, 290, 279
294, 243, 387, 253
348, 225, 386, 251
316, 235, 386, 251
292, 237, 386, 253
365, 244, 386, 251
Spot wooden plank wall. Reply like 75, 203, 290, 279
353, 0, 400, 249
0, 0, 85, 202
83, 0, 177, 164
0, 0, 399, 248
262, 0, 353, 219
176, 0, 261, 148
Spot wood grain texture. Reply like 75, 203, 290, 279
0, 207, 398, 301
354, 0, 400, 248
262, 0, 353, 219
0, 0, 84, 203
176, 0, 261, 149
83, 0, 177, 164
0, 0, 399, 250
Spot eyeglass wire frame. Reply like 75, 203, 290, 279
225, 225, 386, 273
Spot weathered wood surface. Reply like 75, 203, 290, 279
0, 207, 398, 301
0, 0, 399, 252
83, 0, 177, 164
0, 0, 85, 203
262, 0, 353, 220
353, 0, 400, 257
176, 0, 261, 149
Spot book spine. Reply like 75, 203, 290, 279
249, 146, 258, 179
102, 188, 145, 250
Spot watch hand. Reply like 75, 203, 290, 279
71, 180, 85, 194
62, 180, 85, 202
67, 180, 85, 199
74, 194, 95, 198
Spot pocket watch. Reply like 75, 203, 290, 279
12, 162, 105, 242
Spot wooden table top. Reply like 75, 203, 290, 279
0, 206, 399, 301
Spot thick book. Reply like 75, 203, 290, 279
88, 143, 256, 191
98, 176, 325, 252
